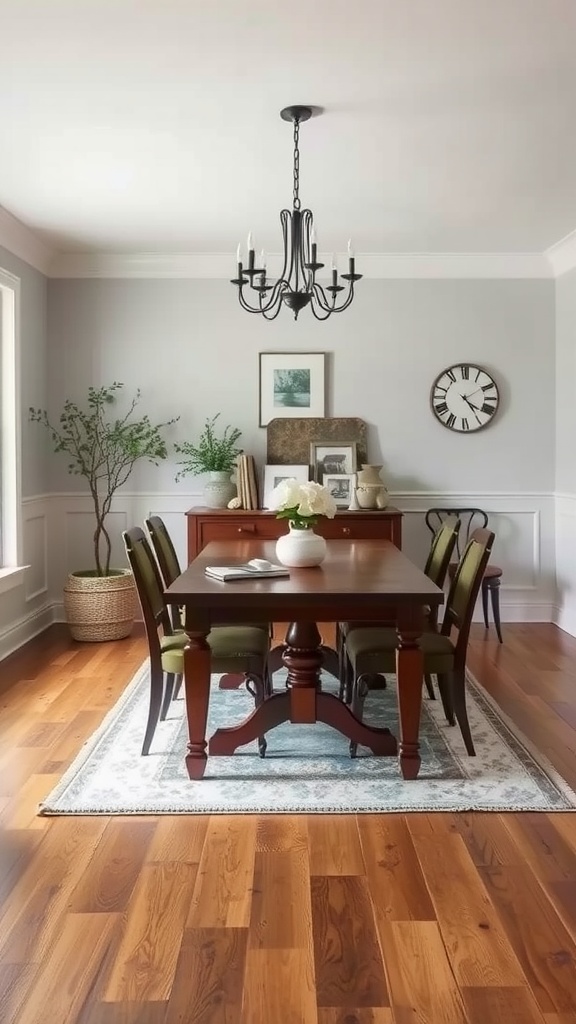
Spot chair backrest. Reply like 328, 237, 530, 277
123, 527, 175, 661
146, 516, 182, 587
441, 527, 495, 664
145, 516, 183, 631
424, 517, 461, 589
425, 507, 489, 560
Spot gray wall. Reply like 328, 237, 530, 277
555, 267, 576, 633
556, 267, 576, 494
47, 277, 556, 495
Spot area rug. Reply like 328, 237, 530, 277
39, 663, 576, 815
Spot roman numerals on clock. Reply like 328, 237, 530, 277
430, 363, 500, 433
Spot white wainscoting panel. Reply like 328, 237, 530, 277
0, 496, 53, 661
2, 490, 560, 658
395, 492, 556, 624
23, 509, 48, 600
555, 492, 576, 637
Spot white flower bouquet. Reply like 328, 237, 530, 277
269, 478, 337, 529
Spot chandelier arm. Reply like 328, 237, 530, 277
299, 208, 314, 291
331, 283, 356, 313
238, 285, 282, 316
278, 209, 292, 283
309, 299, 336, 321
310, 282, 337, 313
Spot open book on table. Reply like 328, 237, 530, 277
204, 561, 289, 582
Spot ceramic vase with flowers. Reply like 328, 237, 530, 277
269, 478, 337, 567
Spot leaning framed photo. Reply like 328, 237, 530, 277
259, 352, 326, 427
310, 441, 357, 482
262, 464, 309, 509
324, 473, 355, 508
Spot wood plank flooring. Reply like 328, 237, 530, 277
0, 622, 575, 1022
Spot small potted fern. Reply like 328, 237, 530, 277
175, 414, 243, 507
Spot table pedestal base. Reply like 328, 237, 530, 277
184, 617, 423, 782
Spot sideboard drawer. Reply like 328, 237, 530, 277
199, 517, 282, 547
319, 518, 395, 541
186, 506, 403, 561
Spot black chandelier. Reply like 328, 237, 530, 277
231, 105, 362, 321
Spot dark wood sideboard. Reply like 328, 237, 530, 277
186, 506, 403, 562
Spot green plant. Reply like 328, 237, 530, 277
175, 414, 242, 478
30, 383, 178, 577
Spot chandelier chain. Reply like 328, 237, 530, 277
292, 118, 301, 211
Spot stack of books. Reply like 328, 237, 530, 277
236, 455, 259, 509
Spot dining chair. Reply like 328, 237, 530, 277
146, 514, 274, 678
425, 507, 503, 643
345, 527, 495, 758
123, 527, 271, 756
338, 516, 461, 703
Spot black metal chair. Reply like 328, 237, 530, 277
425, 507, 503, 643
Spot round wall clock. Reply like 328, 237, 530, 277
430, 363, 499, 433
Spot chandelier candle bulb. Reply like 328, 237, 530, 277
236, 244, 242, 265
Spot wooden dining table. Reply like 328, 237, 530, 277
164, 538, 444, 781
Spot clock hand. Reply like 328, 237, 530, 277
463, 395, 483, 425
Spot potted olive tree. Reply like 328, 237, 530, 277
175, 414, 242, 507
30, 383, 177, 641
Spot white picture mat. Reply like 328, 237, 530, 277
259, 352, 326, 426
262, 464, 310, 509
324, 473, 355, 507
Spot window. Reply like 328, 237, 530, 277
0, 266, 24, 590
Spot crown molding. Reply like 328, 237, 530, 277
0, 207, 54, 276
545, 227, 576, 277
49, 250, 552, 280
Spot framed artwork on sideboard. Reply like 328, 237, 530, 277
310, 441, 357, 482
262, 464, 310, 509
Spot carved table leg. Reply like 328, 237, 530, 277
396, 608, 424, 780
183, 631, 212, 780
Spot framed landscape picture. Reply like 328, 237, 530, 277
262, 464, 309, 509
259, 352, 326, 427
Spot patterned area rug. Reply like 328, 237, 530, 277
39, 663, 576, 814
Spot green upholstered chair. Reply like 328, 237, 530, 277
123, 527, 271, 757
146, 513, 273, 657
425, 507, 503, 643
338, 517, 461, 703
345, 527, 495, 758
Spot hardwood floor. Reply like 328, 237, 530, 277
1, 622, 575, 1023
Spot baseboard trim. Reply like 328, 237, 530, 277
0, 602, 56, 662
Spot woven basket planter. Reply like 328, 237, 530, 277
63, 569, 137, 642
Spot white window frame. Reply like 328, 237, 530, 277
0, 266, 25, 593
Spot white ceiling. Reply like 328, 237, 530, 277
2, 0, 576, 260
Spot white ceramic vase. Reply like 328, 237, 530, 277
275, 523, 327, 568
355, 464, 389, 510
203, 471, 236, 508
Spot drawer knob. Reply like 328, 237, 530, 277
237, 526, 256, 534
342, 527, 350, 536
